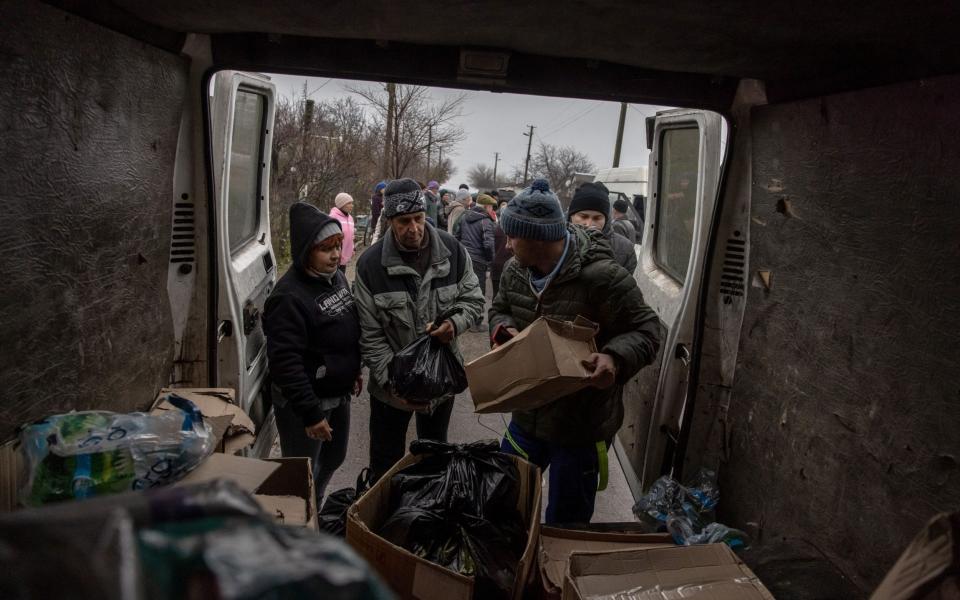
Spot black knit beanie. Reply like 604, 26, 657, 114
568, 182, 611, 219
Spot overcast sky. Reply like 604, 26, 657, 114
269, 74, 672, 189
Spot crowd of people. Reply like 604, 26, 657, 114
263, 176, 661, 524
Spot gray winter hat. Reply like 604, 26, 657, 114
383, 178, 426, 218
454, 188, 472, 206
499, 179, 566, 241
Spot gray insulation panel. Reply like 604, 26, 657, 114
722, 74, 960, 590
0, 1, 188, 440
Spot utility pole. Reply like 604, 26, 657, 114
492, 152, 500, 187
382, 83, 396, 179
522, 125, 535, 185
612, 102, 627, 168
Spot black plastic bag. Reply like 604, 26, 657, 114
318, 468, 371, 537
377, 440, 526, 600
388, 310, 468, 403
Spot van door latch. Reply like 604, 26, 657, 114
243, 302, 261, 335
217, 320, 233, 342
675, 343, 691, 366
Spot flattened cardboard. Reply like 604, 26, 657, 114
152, 388, 256, 454
539, 526, 673, 599
177, 452, 280, 493
563, 544, 775, 600
256, 457, 318, 531
870, 511, 959, 600
466, 317, 598, 414
346, 451, 542, 600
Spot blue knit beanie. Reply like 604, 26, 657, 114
499, 179, 566, 241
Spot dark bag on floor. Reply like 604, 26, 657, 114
318, 468, 371, 537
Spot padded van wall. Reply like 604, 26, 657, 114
0, 1, 187, 440
723, 74, 960, 590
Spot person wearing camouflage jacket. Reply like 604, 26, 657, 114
353, 178, 484, 480
490, 179, 661, 524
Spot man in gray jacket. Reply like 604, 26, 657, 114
353, 178, 485, 480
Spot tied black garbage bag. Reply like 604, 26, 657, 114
377, 440, 527, 600
319, 468, 372, 537
388, 310, 468, 403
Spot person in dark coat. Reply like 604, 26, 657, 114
612, 198, 639, 244
491, 221, 510, 299
455, 199, 496, 331
370, 181, 386, 226
490, 179, 661, 524
353, 178, 484, 481
263, 202, 363, 506
568, 182, 638, 275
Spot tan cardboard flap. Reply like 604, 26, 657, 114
540, 527, 673, 595
258, 458, 318, 530
153, 388, 256, 454
255, 494, 309, 526
566, 545, 774, 600
545, 316, 599, 342
177, 453, 280, 493
870, 512, 959, 600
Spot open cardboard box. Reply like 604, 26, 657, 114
346, 451, 542, 600
465, 316, 598, 414
151, 387, 256, 454
562, 543, 775, 600
539, 526, 674, 599
178, 453, 318, 530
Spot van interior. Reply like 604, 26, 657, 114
1, 2, 958, 598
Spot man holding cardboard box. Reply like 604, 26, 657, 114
354, 178, 485, 481
489, 179, 661, 524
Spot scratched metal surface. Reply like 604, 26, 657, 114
0, 1, 188, 440
721, 74, 960, 592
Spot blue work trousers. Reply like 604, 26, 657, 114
500, 420, 602, 525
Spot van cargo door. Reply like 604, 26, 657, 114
616, 109, 724, 494
209, 71, 277, 431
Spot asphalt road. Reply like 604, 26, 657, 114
274, 246, 635, 522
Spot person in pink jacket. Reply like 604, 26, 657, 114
330, 192, 355, 271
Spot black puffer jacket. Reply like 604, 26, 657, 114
263, 202, 362, 426
489, 226, 661, 444
455, 206, 495, 266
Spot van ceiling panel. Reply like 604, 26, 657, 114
100, 0, 960, 102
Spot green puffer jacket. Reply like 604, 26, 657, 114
489, 225, 662, 445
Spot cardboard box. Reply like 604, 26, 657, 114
151, 388, 256, 454
870, 511, 959, 600
465, 317, 598, 414
255, 458, 318, 531
562, 544, 775, 600
539, 526, 673, 599
346, 452, 542, 600
178, 454, 318, 530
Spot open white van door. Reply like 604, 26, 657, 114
616, 108, 725, 492
209, 71, 277, 453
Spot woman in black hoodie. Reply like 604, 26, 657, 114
264, 202, 363, 505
